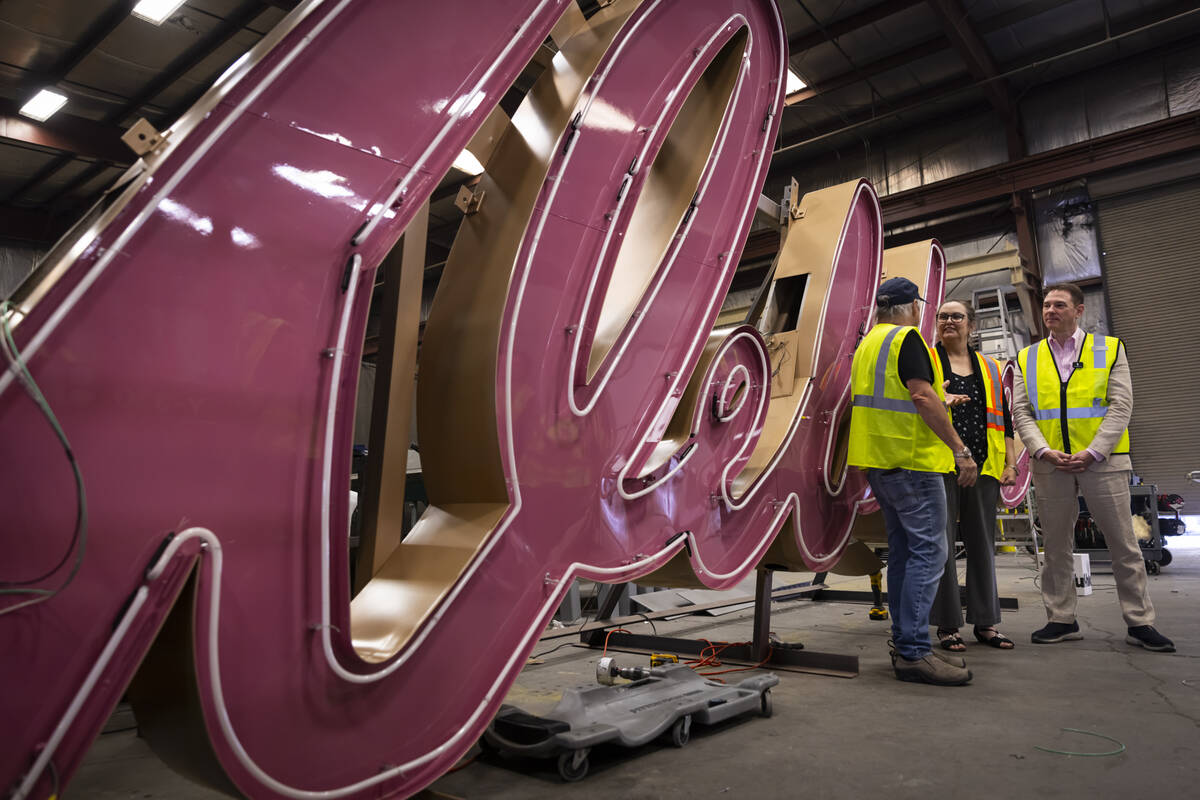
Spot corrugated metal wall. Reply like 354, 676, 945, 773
0, 243, 44, 298
1096, 178, 1200, 507
773, 41, 1200, 201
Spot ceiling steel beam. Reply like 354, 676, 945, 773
974, 0, 1069, 35
41, 160, 112, 208
776, 1, 1200, 163
926, 0, 1013, 120
111, 0, 271, 126
0, 100, 133, 164
14, 2, 139, 100
779, 73, 976, 152
788, 0, 925, 55
8, 2, 264, 202
880, 110, 1200, 225
785, 35, 947, 106
784, 0, 1096, 110
1, 154, 75, 206
883, 204, 1011, 248
747, 111, 1200, 264
0, 204, 76, 244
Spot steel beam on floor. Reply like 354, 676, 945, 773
579, 570, 858, 678
807, 585, 1019, 611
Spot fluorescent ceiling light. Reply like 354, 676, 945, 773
131, 0, 186, 25
786, 68, 807, 95
451, 149, 485, 176
19, 89, 68, 122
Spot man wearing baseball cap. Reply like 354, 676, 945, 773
848, 277, 979, 685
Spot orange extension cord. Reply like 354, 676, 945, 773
602, 630, 773, 683
684, 639, 773, 681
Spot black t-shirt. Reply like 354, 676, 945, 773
896, 330, 934, 385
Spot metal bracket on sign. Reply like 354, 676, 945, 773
121, 118, 166, 156
787, 177, 804, 221
454, 184, 486, 215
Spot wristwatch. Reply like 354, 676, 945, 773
953, 447, 972, 460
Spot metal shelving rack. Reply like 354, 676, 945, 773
1074, 483, 1166, 573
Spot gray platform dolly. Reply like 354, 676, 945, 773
481, 659, 779, 782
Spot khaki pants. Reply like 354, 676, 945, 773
1033, 468, 1154, 627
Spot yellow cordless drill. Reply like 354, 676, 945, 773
869, 571, 888, 620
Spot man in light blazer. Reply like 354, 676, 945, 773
1011, 283, 1173, 652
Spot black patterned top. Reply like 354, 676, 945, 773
936, 344, 1014, 471
947, 370, 988, 467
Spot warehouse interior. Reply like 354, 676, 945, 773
2, 1, 1199, 798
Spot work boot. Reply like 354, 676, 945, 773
887, 639, 966, 669
1125, 625, 1175, 653
893, 653, 972, 686
930, 649, 967, 668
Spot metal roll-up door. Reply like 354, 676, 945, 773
1096, 178, 1200, 508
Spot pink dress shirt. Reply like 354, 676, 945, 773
1034, 327, 1104, 462
1047, 327, 1085, 381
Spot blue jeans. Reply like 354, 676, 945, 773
867, 468, 948, 660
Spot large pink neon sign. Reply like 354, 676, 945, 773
0, 2, 883, 798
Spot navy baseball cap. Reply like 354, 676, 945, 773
876, 277, 925, 306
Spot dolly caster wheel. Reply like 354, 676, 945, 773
1146, 559, 1160, 575
759, 689, 773, 718
557, 749, 589, 782
670, 715, 692, 747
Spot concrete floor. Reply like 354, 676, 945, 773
73, 541, 1200, 799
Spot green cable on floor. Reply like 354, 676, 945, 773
1034, 728, 1126, 757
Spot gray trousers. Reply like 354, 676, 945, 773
930, 474, 1002, 629
1033, 467, 1153, 626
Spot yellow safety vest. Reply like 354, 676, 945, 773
1016, 333, 1130, 455
848, 324, 954, 473
941, 348, 1007, 481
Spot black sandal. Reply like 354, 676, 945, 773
937, 628, 966, 652
974, 627, 1015, 649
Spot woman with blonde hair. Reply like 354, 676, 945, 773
931, 300, 1019, 651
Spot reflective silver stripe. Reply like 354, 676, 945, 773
1092, 334, 1107, 369
853, 394, 917, 413
1032, 405, 1108, 421
1064, 406, 1108, 419
1090, 335, 1109, 399
855, 326, 919, 415
1026, 339, 1110, 428
986, 412, 1005, 427
1025, 342, 1041, 410
873, 326, 905, 398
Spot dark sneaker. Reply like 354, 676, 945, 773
893, 654, 972, 686
1031, 621, 1082, 644
1126, 625, 1175, 652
